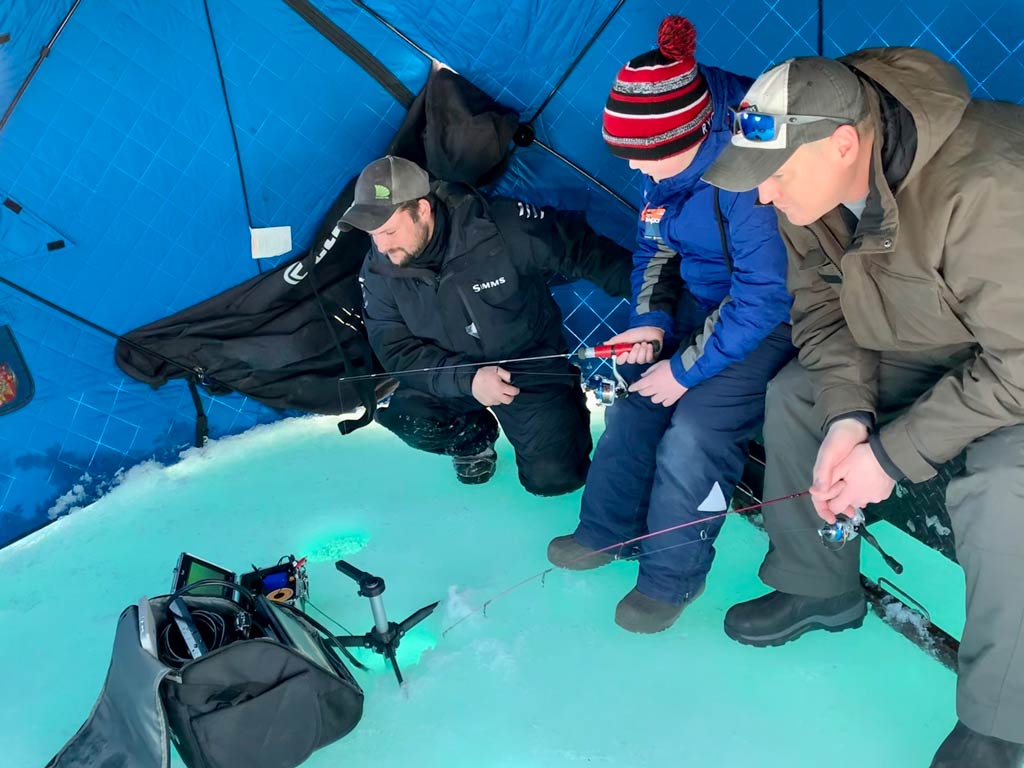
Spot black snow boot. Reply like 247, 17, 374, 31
930, 721, 1024, 767
547, 535, 615, 570
452, 445, 497, 484
724, 589, 866, 647
614, 585, 704, 634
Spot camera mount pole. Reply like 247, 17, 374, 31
332, 559, 439, 685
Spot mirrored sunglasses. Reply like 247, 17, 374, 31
727, 107, 854, 142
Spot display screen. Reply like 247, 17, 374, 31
174, 553, 236, 598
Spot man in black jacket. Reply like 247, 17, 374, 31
345, 156, 632, 494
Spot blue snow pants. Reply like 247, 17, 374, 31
575, 293, 795, 604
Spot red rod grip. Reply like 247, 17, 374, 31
578, 340, 662, 359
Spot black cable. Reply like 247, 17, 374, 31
160, 608, 227, 665
278, 599, 368, 671
526, 0, 626, 126
305, 596, 357, 636
0, 0, 83, 134
202, 0, 263, 273
169, 578, 260, 605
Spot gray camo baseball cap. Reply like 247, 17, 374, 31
340, 155, 431, 232
702, 57, 867, 192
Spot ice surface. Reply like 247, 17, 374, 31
0, 414, 957, 767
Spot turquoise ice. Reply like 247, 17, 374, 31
1, 414, 958, 767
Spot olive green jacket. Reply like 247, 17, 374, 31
782, 47, 1024, 482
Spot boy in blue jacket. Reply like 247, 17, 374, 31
548, 15, 796, 633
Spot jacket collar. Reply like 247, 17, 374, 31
846, 82, 913, 254
836, 48, 970, 255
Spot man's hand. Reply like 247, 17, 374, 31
628, 359, 687, 407
605, 326, 666, 365
810, 418, 869, 522
824, 443, 897, 519
472, 366, 520, 406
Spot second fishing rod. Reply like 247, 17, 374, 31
338, 340, 663, 404
336, 340, 662, 384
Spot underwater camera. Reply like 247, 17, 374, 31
173, 552, 308, 606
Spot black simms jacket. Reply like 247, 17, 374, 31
359, 183, 632, 398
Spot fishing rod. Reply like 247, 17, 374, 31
441, 490, 905, 637
338, 341, 662, 385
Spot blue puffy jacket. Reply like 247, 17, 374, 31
628, 65, 792, 389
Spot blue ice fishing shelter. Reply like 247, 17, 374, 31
0, 0, 1021, 561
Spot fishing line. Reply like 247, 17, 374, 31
506, 371, 582, 379
441, 490, 811, 636
338, 352, 576, 384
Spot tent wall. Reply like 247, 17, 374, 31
0, 0, 1021, 546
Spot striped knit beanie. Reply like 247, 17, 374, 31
602, 15, 712, 160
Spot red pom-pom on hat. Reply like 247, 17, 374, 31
602, 13, 711, 160
657, 15, 697, 64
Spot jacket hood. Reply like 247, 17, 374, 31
841, 47, 970, 185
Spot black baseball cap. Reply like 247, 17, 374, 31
339, 155, 431, 232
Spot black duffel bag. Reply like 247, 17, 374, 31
48, 582, 364, 768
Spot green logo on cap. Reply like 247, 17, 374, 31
374, 184, 391, 200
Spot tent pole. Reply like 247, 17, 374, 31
0, 0, 84, 134
533, 139, 637, 214
526, 0, 626, 127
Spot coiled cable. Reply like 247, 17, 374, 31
160, 608, 228, 665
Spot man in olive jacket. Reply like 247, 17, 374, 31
704, 49, 1024, 766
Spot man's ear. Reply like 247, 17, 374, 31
831, 124, 861, 168
417, 197, 432, 221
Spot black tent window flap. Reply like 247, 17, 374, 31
0, 325, 34, 415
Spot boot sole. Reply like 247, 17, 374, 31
724, 604, 866, 647
548, 552, 615, 571
456, 471, 495, 485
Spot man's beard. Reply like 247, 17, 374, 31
389, 220, 431, 267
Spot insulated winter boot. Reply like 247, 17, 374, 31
451, 446, 497, 484
547, 535, 615, 570
930, 721, 1024, 767
724, 589, 866, 646
614, 585, 705, 634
